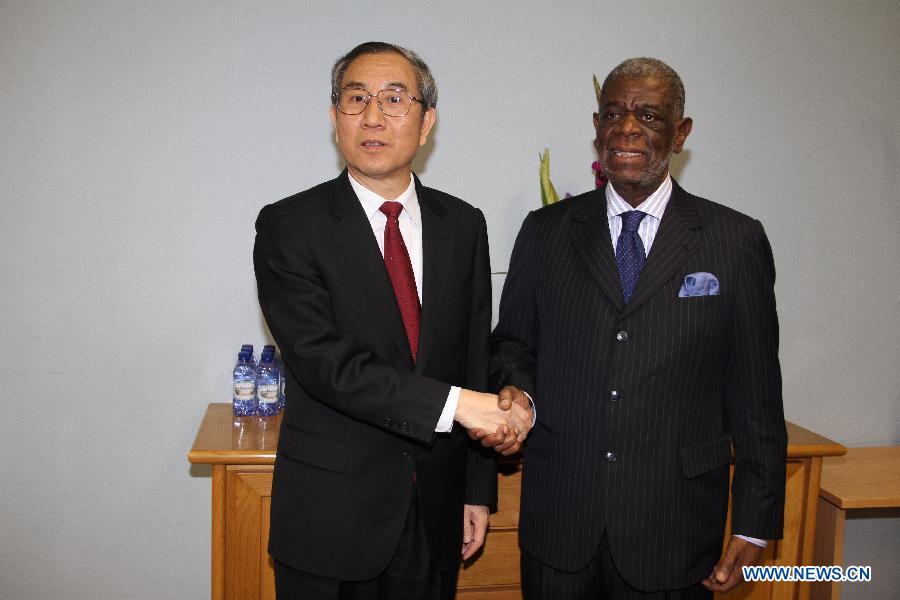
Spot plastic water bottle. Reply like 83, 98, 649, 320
261, 348, 275, 382
232, 351, 257, 416
256, 353, 279, 417
277, 354, 286, 414
260, 345, 285, 414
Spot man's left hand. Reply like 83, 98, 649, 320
702, 535, 766, 593
461, 504, 489, 560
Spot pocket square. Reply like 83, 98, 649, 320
678, 272, 720, 297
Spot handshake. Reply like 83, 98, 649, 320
455, 386, 533, 455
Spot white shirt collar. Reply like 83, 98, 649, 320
348, 172, 420, 226
606, 174, 672, 222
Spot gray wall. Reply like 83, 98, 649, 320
1, 1, 897, 598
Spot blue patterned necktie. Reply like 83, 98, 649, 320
616, 210, 647, 303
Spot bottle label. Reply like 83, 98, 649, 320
233, 381, 255, 401
258, 384, 278, 405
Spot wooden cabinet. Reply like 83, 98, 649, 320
811, 446, 900, 600
189, 404, 845, 600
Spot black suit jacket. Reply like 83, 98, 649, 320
254, 171, 497, 580
491, 181, 786, 591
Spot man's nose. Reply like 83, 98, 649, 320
616, 111, 642, 136
361, 97, 386, 127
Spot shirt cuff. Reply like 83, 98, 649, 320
435, 386, 460, 432
734, 534, 768, 548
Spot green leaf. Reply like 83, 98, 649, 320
539, 148, 560, 206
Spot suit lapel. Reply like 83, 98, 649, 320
327, 171, 413, 366
414, 176, 453, 375
622, 181, 702, 317
570, 187, 625, 312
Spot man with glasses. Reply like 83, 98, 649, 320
254, 41, 532, 599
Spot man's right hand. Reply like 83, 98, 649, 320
464, 386, 533, 455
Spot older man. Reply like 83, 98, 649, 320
491, 58, 786, 598
254, 42, 531, 600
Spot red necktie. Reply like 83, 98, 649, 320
379, 201, 421, 362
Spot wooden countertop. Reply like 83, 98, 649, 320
189, 403, 281, 465
818, 446, 900, 509
189, 403, 846, 466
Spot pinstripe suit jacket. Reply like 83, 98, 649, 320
491, 181, 786, 591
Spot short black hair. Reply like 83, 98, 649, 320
331, 42, 437, 109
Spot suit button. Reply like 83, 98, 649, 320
610, 390, 620, 402
606, 451, 617, 462
401, 452, 414, 463
615, 330, 628, 342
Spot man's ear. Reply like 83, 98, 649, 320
419, 108, 436, 146
329, 105, 339, 144
673, 117, 693, 154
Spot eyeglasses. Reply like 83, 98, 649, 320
334, 87, 425, 117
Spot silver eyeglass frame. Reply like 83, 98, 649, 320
333, 87, 426, 117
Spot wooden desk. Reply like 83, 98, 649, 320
189, 404, 845, 600
811, 446, 900, 600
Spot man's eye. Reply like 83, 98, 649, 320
603, 112, 620, 121
342, 93, 367, 105
641, 113, 657, 122
384, 93, 403, 104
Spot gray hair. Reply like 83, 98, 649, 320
331, 42, 438, 110
602, 57, 685, 119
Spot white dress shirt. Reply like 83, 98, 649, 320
606, 174, 672, 256
348, 172, 459, 433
